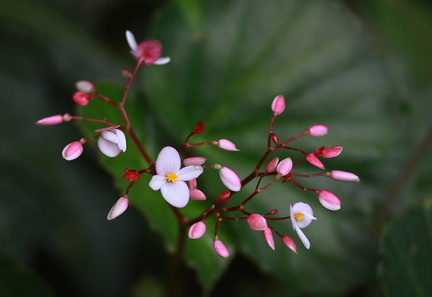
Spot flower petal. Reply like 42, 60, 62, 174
160, 181, 189, 208
115, 129, 127, 152
295, 226, 311, 249
156, 146, 181, 175
153, 57, 171, 65
98, 137, 121, 157
177, 165, 203, 181
149, 175, 167, 191
126, 30, 137, 51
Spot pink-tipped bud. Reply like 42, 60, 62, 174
183, 157, 207, 166
107, 197, 129, 220
330, 170, 360, 182
213, 240, 229, 258
247, 214, 268, 231
277, 157, 293, 176
73, 91, 89, 106
306, 154, 325, 169
188, 221, 206, 239
271, 133, 279, 145
320, 146, 343, 158
308, 124, 328, 136
271, 95, 285, 116
263, 227, 275, 250
281, 235, 297, 253
318, 190, 341, 211
62, 141, 83, 161
36, 115, 64, 126
218, 139, 239, 151
219, 167, 242, 192
190, 189, 206, 200
266, 157, 279, 172
75, 80, 94, 94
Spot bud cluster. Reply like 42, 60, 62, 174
36, 31, 359, 259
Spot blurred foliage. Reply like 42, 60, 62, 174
1, 0, 431, 296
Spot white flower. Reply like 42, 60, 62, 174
97, 128, 127, 157
290, 202, 317, 249
149, 146, 203, 208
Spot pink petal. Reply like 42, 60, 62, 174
263, 227, 275, 250
321, 146, 343, 158
183, 157, 207, 166
218, 139, 239, 151
160, 181, 189, 208
155, 146, 181, 176
190, 189, 206, 200
306, 154, 325, 169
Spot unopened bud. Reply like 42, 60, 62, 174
219, 167, 241, 192
247, 214, 268, 231
271, 95, 285, 116
263, 227, 275, 250
107, 197, 129, 220
281, 235, 297, 253
266, 157, 279, 172
306, 154, 325, 169
318, 190, 341, 211
308, 124, 328, 136
330, 170, 360, 182
183, 157, 207, 166
75, 80, 94, 94
218, 139, 239, 151
277, 157, 293, 176
36, 115, 63, 126
73, 91, 89, 106
62, 141, 83, 161
213, 240, 229, 258
321, 146, 343, 158
188, 221, 206, 239
194, 122, 206, 134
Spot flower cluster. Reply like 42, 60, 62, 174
36, 31, 359, 259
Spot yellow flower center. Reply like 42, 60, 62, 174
166, 172, 178, 183
294, 212, 304, 222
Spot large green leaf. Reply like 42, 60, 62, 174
75, 0, 422, 294
379, 199, 432, 297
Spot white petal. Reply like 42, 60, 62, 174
101, 130, 119, 143
177, 166, 203, 181
153, 57, 171, 65
295, 226, 311, 249
149, 175, 167, 190
160, 181, 189, 208
98, 137, 121, 157
115, 129, 127, 152
155, 146, 181, 175
290, 205, 296, 230
126, 30, 137, 51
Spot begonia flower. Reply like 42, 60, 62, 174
107, 197, 129, 220
290, 202, 317, 249
126, 30, 170, 65
149, 146, 203, 208
97, 128, 127, 157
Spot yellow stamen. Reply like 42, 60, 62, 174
294, 212, 304, 222
166, 172, 178, 183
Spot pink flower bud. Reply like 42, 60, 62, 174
263, 227, 275, 250
36, 115, 63, 126
183, 157, 207, 166
213, 240, 229, 258
62, 141, 83, 161
318, 190, 341, 211
107, 197, 129, 220
73, 91, 89, 106
266, 157, 279, 172
321, 146, 343, 158
281, 235, 297, 253
308, 124, 328, 136
330, 170, 360, 182
75, 80, 94, 94
190, 189, 206, 200
306, 154, 325, 169
247, 214, 268, 231
219, 167, 241, 192
218, 139, 239, 151
277, 157, 293, 176
135, 40, 163, 63
271, 95, 285, 116
188, 221, 206, 239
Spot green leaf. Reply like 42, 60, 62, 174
379, 199, 432, 297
